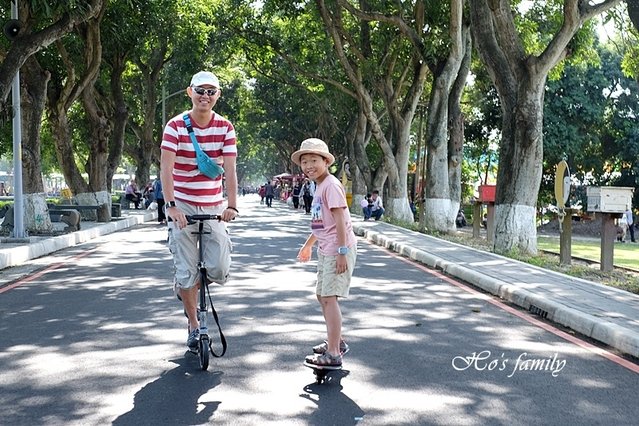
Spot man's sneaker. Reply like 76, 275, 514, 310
313, 340, 349, 355
186, 329, 199, 352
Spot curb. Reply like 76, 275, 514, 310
353, 223, 639, 359
0, 212, 155, 270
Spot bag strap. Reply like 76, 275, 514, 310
183, 113, 227, 356
183, 113, 206, 156
206, 282, 227, 357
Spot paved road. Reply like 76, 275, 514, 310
1, 196, 637, 425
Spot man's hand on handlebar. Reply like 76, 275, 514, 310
221, 207, 238, 222
167, 207, 188, 229
168, 209, 236, 229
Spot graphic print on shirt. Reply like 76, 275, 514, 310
311, 197, 324, 230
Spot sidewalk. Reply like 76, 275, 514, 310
0, 209, 156, 270
352, 220, 639, 359
1, 203, 638, 360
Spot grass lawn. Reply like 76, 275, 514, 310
537, 236, 639, 271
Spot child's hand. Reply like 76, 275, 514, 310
336, 255, 348, 274
297, 245, 312, 262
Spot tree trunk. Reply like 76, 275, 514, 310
346, 110, 371, 214
45, 4, 107, 218
82, 86, 112, 222
21, 57, 53, 234
424, 3, 470, 232
424, 74, 457, 232
105, 56, 129, 192
493, 79, 545, 253
628, 0, 639, 31
21, 57, 49, 195
49, 106, 89, 194
448, 29, 473, 225
128, 41, 168, 188
469, 0, 621, 255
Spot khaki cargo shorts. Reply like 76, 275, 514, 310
168, 202, 232, 289
316, 246, 357, 297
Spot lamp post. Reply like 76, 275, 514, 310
160, 85, 187, 126
10, 0, 25, 239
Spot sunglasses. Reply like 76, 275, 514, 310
192, 86, 218, 96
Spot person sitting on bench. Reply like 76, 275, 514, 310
125, 180, 142, 209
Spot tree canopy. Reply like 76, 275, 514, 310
0, 0, 637, 239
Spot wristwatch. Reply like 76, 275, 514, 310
166, 201, 177, 208
337, 246, 349, 255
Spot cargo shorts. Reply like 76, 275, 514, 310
168, 202, 232, 289
316, 245, 357, 297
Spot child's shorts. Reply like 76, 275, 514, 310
316, 246, 357, 297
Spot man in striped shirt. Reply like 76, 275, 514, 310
160, 70, 238, 352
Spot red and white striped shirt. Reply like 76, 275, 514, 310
161, 111, 237, 206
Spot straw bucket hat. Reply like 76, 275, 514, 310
291, 138, 335, 166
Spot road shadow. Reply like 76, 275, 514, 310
112, 356, 222, 425
299, 370, 365, 425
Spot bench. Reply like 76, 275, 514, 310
47, 204, 106, 222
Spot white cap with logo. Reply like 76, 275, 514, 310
190, 71, 220, 88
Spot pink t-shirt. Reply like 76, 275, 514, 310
310, 174, 357, 255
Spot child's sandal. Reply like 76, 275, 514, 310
306, 352, 342, 367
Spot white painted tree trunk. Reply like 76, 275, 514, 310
423, 198, 457, 232
422, 2, 469, 234
387, 197, 415, 224
494, 204, 537, 254
24, 193, 53, 234
75, 191, 111, 221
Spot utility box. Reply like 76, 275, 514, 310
586, 186, 633, 213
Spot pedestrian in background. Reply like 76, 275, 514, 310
360, 193, 372, 220
625, 206, 635, 243
264, 181, 274, 207
369, 190, 385, 221
125, 180, 142, 209
302, 180, 314, 214
292, 181, 302, 209
153, 177, 166, 224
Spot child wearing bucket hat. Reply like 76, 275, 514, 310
293, 138, 357, 367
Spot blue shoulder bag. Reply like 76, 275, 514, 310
183, 113, 225, 179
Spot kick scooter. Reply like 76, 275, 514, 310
178, 214, 228, 370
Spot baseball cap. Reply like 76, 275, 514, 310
190, 71, 220, 88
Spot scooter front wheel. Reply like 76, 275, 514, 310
199, 335, 210, 370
